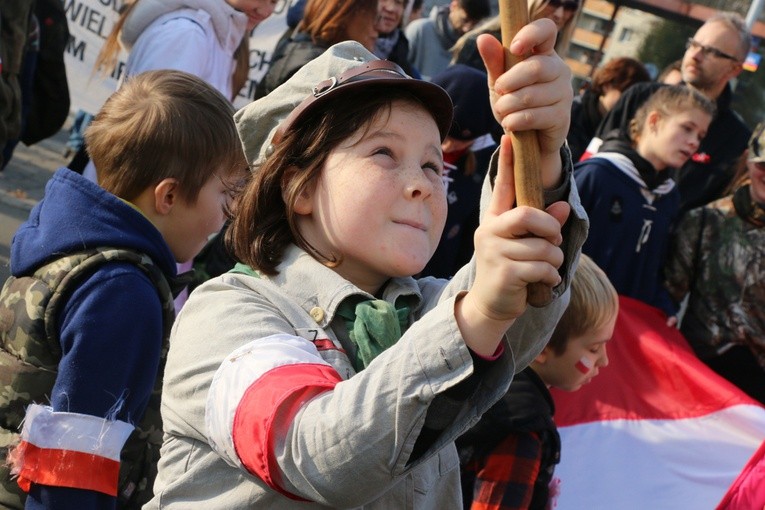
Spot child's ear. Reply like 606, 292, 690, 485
154, 178, 180, 215
281, 166, 314, 215
534, 347, 552, 364
647, 111, 662, 134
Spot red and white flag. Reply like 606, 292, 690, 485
551, 297, 765, 509
717, 438, 765, 509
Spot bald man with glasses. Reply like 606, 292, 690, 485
589, 12, 752, 215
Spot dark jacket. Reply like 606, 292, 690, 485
568, 88, 602, 163
595, 81, 751, 214
254, 30, 325, 100
20, 0, 70, 146
377, 28, 419, 78
0, 0, 34, 166
575, 151, 679, 315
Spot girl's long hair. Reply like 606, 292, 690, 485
93, 0, 137, 77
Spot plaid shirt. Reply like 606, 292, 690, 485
458, 368, 560, 510
462, 431, 543, 510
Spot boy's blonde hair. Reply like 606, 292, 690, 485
85, 70, 246, 204
629, 85, 716, 143
546, 255, 618, 355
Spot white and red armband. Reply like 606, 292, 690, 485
205, 333, 343, 498
9, 403, 134, 496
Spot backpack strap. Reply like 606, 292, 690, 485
39, 247, 175, 345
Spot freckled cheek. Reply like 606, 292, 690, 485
433, 187, 447, 207
432, 196, 448, 233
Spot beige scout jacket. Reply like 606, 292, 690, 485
146, 156, 588, 509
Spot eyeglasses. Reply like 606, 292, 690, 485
685, 38, 740, 62
548, 0, 579, 11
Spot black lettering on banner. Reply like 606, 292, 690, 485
64, 0, 109, 38
249, 49, 272, 71
66, 35, 87, 61
110, 60, 126, 80
240, 79, 259, 101
97, 0, 123, 13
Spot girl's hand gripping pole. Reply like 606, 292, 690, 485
499, 0, 553, 307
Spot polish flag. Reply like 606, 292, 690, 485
717, 438, 765, 509
574, 356, 593, 374
550, 296, 765, 510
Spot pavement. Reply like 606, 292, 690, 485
0, 123, 69, 206
0, 119, 71, 282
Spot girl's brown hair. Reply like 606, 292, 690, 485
229, 89, 438, 275
299, 0, 378, 46
629, 85, 716, 143
93, 0, 137, 77
590, 57, 650, 97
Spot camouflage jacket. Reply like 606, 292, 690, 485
0, 248, 175, 509
664, 187, 765, 366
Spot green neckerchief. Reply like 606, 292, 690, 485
335, 294, 414, 371
230, 262, 260, 277
231, 263, 413, 371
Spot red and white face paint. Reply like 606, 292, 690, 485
532, 318, 615, 392
575, 355, 594, 374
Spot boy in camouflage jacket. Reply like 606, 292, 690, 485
0, 70, 246, 509
665, 122, 765, 405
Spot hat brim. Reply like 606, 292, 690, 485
272, 60, 454, 145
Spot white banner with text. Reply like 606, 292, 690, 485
63, 0, 290, 114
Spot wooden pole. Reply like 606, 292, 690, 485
499, 0, 553, 307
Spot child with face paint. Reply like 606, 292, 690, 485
457, 254, 618, 510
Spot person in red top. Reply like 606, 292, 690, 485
457, 255, 618, 510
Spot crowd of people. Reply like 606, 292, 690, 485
0, 0, 763, 508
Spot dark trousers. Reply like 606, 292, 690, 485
704, 345, 765, 405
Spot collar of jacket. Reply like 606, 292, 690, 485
677, 80, 732, 116
598, 132, 672, 191
264, 245, 424, 331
